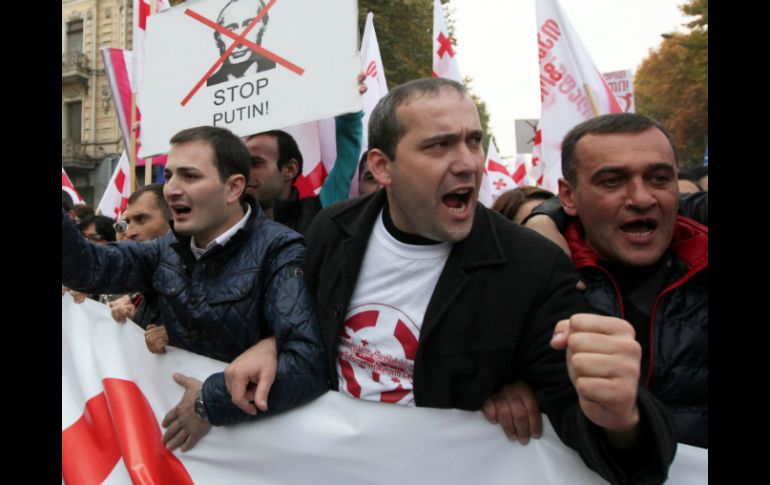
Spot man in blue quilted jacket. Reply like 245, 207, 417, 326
62, 125, 328, 452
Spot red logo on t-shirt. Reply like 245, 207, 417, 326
337, 304, 419, 405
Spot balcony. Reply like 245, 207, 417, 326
62, 52, 90, 86
62, 139, 97, 167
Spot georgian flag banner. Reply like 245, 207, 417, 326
96, 152, 131, 220
478, 141, 515, 207
534, 0, 623, 192
432, 0, 462, 82
62, 296, 707, 484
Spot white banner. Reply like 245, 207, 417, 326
139, 0, 362, 158
603, 69, 635, 113
62, 296, 707, 484
534, 0, 623, 192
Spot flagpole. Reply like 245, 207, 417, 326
130, 93, 138, 193
144, 0, 159, 186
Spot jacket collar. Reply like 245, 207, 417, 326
169, 195, 264, 259
566, 215, 708, 273
329, 189, 508, 270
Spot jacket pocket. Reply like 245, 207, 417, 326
206, 270, 259, 304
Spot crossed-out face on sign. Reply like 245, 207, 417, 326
214, 0, 269, 67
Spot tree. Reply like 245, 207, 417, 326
359, 0, 493, 146
634, 0, 708, 169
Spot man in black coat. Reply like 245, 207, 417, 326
226, 78, 677, 484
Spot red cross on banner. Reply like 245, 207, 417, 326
437, 32, 454, 58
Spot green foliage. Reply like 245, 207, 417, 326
359, 1, 493, 144
635, 0, 708, 169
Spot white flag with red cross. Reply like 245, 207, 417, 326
350, 12, 389, 197
101, 47, 168, 170
479, 141, 515, 207
432, 0, 462, 82
534, 0, 623, 192
97, 152, 131, 220
62, 167, 85, 205
62, 296, 708, 484
133, 0, 169, 97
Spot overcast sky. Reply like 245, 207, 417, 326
449, 0, 692, 158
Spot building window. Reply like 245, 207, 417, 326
67, 20, 83, 55
66, 102, 82, 144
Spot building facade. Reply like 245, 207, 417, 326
62, 0, 133, 206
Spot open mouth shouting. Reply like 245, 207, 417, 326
442, 188, 473, 215
620, 218, 658, 240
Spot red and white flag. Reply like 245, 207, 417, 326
479, 141, 515, 207
132, 0, 169, 96
97, 152, 131, 220
62, 296, 708, 484
530, 126, 545, 187
102, 47, 167, 169
62, 167, 85, 205
432, 0, 462, 82
284, 121, 330, 199
350, 12, 389, 197
534, 0, 623, 192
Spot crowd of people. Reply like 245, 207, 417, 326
62, 76, 707, 484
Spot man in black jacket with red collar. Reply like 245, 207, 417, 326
299, 79, 676, 484
505, 114, 708, 449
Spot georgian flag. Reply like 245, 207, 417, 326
432, 0, 462, 82
479, 141, 515, 207
96, 152, 131, 220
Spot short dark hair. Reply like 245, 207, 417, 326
368, 77, 468, 161
491, 186, 554, 223
247, 130, 304, 183
73, 204, 95, 221
128, 183, 172, 220
170, 126, 250, 184
560, 113, 677, 185
77, 214, 117, 242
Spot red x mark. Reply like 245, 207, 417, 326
436, 32, 454, 58
493, 178, 507, 191
181, 0, 304, 106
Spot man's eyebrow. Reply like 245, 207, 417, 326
589, 166, 628, 181
420, 132, 460, 147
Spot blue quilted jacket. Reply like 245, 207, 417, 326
62, 198, 329, 426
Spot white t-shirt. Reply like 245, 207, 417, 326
336, 210, 451, 405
